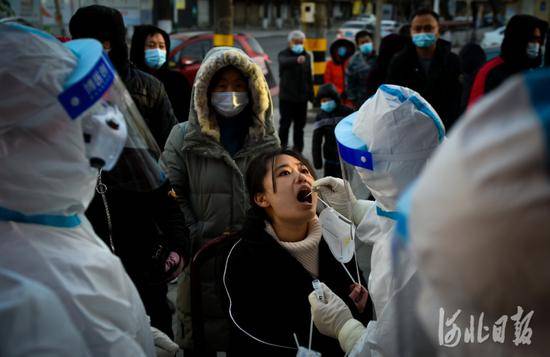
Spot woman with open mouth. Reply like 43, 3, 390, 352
223, 149, 372, 356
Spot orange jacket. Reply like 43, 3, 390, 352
323, 59, 348, 95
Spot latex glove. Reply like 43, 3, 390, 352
313, 177, 356, 218
308, 282, 353, 338
151, 326, 179, 357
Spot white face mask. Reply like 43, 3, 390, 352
526, 42, 540, 59
211, 92, 249, 117
319, 207, 355, 264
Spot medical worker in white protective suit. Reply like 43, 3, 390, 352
0, 23, 176, 356
0, 269, 90, 356
308, 84, 445, 356
394, 68, 550, 357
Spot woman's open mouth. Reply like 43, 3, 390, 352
297, 188, 313, 204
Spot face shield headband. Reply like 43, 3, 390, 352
58, 40, 126, 171
59, 39, 164, 192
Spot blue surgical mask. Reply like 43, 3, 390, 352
359, 42, 373, 55
412, 33, 437, 48
527, 42, 540, 59
320, 100, 336, 113
291, 44, 304, 54
144, 48, 167, 69
337, 46, 347, 57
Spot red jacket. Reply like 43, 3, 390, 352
468, 56, 504, 107
323, 59, 348, 95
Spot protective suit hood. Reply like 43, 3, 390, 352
336, 85, 445, 211
406, 69, 550, 351
0, 23, 96, 217
0, 24, 155, 356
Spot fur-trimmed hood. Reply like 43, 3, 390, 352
186, 46, 277, 148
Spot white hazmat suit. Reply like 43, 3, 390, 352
0, 269, 90, 356
0, 23, 155, 356
403, 68, 550, 356
311, 85, 445, 356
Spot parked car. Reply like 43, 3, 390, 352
355, 14, 376, 25
481, 26, 505, 48
481, 26, 505, 60
380, 20, 399, 38
337, 20, 375, 41
169, 32, 279, 96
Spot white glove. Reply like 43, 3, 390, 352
308, 282, 353, 338
150, 326, 179, 357
313, 177, 356, 218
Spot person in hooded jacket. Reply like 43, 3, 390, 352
70, 5, 178, 148
386, 8, 461, 130
161, 47, 280, 353
312, 83, 353, 178
131, 25, 192, 123
345, 30, 377, 109
70, 5, 189, 338
224, 149, 371, 356
468, 14, 548, 107
324, 38, 355, 104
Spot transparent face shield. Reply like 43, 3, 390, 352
59, 40, 164, 192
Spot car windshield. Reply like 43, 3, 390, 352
343, 22, 366, 29
170, 38, 182, 51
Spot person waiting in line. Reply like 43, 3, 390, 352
386, 8, 461, 130
70, 5, 177, 149
161, 47, 280, 354
224, 149, 371, 356
468, 14, 548, 107
131, 25, 192, 123
70, 5, 188, 338
278, 30, 314, 153
324, 38, 355, 107
312, 83, 353, 178
345, 30, 377, 109
364, 33, 408, 100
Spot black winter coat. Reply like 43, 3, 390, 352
154, 68, 191, 123
386, 39, 461, 129
224, 225, 372, 356
121, 65, 178, 149
86, 180, 189, 287
278, 48, 314, 103
312, 85, 353, 169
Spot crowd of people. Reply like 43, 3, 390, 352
1, 3, 550, 357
